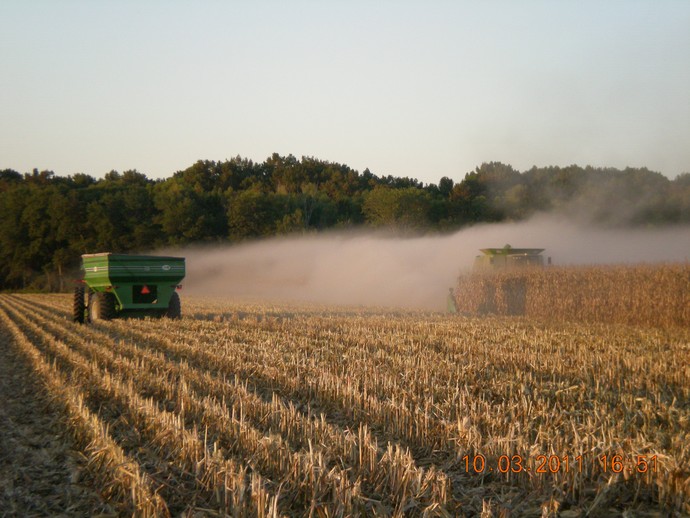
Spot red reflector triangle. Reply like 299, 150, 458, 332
141, 285, 150, 294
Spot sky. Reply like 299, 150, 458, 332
1, 1, 689, 184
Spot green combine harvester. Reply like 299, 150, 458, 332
449, 245, 551, 315
73, 253, 185, 323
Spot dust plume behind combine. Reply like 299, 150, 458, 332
174, 216, 690, 311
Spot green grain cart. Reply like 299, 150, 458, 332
73, 253, 185, 323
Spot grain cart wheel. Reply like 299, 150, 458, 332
90, 292, 116, 321
166, 292, 181, 319
73, 286, 85, 323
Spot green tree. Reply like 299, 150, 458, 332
363, 187, 432, 231
227, 190, 278, 239
438, 176, 454, 197
84, 170, 161, 251
154, 164, 227, 244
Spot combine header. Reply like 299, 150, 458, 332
73, 253, 185, 323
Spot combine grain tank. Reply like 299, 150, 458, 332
73, 253, 185, 323
473, 245, 546, 271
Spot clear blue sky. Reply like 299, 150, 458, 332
2, 1, 689, 183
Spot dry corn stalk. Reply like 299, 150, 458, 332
1, 291, 688, 515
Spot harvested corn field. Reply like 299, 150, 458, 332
454, 263, 690, 327
0, 293, 688, 516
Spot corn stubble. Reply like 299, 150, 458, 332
0, 280, 688, 516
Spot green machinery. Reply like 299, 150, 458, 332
73, 253, 185, 323
473, 245, 547, 271
450, 245, 551, 315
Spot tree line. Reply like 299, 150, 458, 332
1, 154, 689, 291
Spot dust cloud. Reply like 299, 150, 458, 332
170, 216, 690, 311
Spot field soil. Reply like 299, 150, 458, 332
0, 327, 110, 517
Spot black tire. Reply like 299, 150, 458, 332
166, 292, 181, 320
90, 292, 116, 321
73, 286, 85, 324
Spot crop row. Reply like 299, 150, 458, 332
1, 295, 451, 516
454, 263, 690, 327
2, 293, 689, 515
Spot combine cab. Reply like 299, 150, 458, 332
73, 253, 185, 323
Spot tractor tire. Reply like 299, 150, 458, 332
90, 292, 116, 321
166, 292, 181, 320
73, 286, 85, 324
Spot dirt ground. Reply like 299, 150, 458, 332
0, 331, 111, 517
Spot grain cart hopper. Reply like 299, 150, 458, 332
73, 253, 185, 323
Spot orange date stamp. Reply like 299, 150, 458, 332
462, 454, 658, 475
